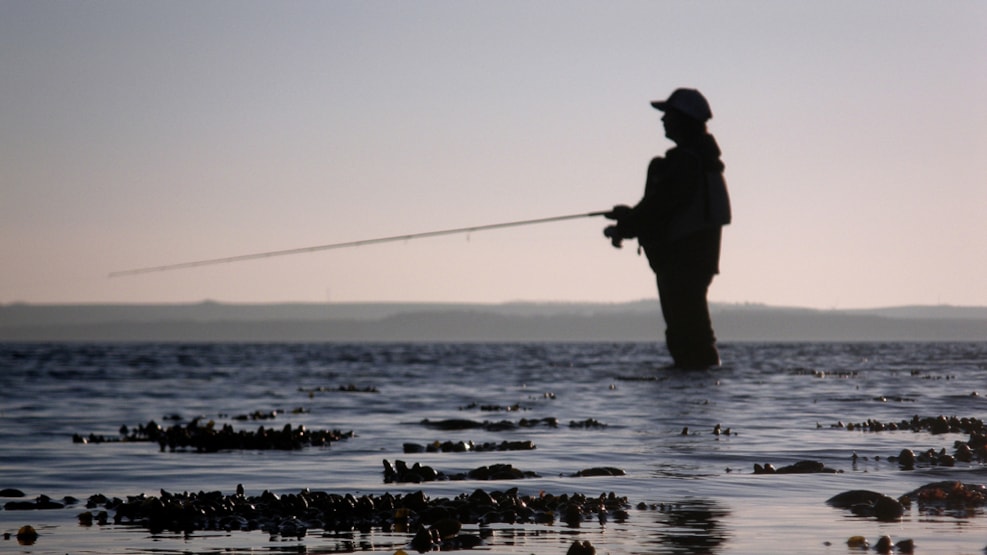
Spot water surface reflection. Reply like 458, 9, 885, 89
637, 499, 730, 554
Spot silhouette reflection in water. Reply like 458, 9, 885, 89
640, 498, 731, 554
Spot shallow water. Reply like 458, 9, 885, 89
2, 342, 987, 554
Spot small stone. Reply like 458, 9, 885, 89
566, 539, 596, 555
897, 448, 916, 468
895, 538, 915, 553
429, 517, 461, 540
874, 535, 893, 553
15, 525, 39, 544
846, 535, 868, 548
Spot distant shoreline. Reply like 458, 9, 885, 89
2, 301, 985, 342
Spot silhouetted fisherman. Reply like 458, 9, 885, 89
605, 88, 731, 369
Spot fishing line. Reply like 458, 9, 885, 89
109, 210, 609, 277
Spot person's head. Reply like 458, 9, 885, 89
651, 88, 711, 143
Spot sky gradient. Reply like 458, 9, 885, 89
2, 1, 985, 309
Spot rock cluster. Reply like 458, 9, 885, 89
833, 414, 985, 435
69, 485, 630, 542
383, 460, 626, 483
901, 481, 987, 515
836, 415, 987, 469
828, 480, 987, 521
842, 535, 914, 553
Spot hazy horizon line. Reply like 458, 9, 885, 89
3, 298, 986, 311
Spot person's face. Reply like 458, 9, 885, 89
661, 108, 687, 143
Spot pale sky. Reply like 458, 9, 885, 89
2, 1, 985, 309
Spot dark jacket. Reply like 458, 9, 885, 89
616, 133, 730, 275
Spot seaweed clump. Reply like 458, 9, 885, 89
74, 485, 631, 540
74, 419, 353, 452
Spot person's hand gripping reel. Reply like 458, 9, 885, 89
603, 205, 632, 249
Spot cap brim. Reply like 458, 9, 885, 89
650, 100, 666, 110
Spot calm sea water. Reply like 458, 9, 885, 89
2, 342, 986, 555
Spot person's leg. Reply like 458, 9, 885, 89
656, 270, 719, 369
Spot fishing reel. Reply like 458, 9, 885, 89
603, 226, 623, 248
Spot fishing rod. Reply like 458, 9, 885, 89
109, 210, 610, 277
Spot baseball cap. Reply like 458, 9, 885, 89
651, 88, 712, 122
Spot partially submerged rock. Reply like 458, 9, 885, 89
383, 460, 539, 483
826, 490, 904, 521
753, 460, 839, 474
4, 494, 75, 511
573, 467, 625, 477
15, 525, 39, 545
